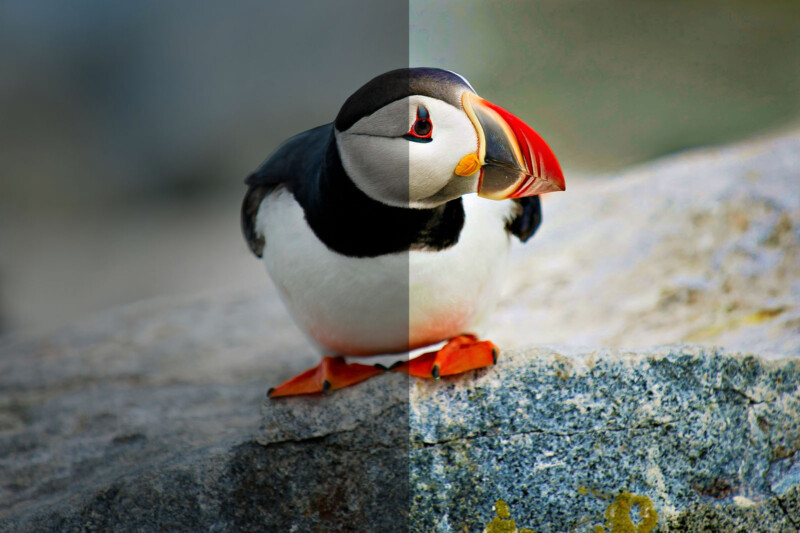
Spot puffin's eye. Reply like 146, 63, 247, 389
413, 120, 432, 137
403, 106, 433, 143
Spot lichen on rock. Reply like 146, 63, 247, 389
596, 491, 658, 533
483, 500, 535, 533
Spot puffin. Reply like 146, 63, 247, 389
241, 68, 565, 397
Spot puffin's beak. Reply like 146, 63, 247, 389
459, 92, 565, 200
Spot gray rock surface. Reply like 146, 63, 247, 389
409, 345, 800, 532
491, 132, 800, 358
1, 132, 799, 531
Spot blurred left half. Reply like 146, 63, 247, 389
0, 0, 408, 336
0, 1, 411, 531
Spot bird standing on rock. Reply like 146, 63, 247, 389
241, 68, 565, 397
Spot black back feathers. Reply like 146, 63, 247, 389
241, 124, 466, 258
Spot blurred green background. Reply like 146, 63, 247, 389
1, 1, 799, 335
412, 0, 800, 171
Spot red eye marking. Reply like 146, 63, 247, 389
404, 107, 433, 143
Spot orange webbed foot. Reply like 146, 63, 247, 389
392, 334, 498, 379
268, 356, 385, 398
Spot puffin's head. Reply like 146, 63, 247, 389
334, 68, 565, 209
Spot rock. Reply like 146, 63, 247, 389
3, 343, 799, 531
408, 346, 800, 532
1, 133, 799, 531
492, 132, 800, 358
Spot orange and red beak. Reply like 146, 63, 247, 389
459, 92, 565, 200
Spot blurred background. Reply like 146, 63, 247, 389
1, 1, 799, 336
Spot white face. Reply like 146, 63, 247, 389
335, 95, 480, 208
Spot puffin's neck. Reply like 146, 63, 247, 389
299, 131, 465, 258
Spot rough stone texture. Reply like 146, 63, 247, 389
409, 346, 800, 532
1, 133, 799, 531
492, 132, 800, 358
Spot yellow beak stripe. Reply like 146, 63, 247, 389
454, 153, 481, 177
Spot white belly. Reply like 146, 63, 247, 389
258, 190, 512, 356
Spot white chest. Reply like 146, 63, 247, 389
258, 191, 513, 356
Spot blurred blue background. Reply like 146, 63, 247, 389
1, 1, 798, 335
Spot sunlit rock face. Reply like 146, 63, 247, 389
491, 133, 800, 358
1, 133, 799, 531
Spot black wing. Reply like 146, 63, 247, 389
506, 195, 542, 243
240, 124, 333, 258
241, 182, 279, 258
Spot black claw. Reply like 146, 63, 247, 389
374, 363, 388, 371
389, 360, 404, 370
432, 365, 440, 380
322, 380, 332, 394
492, 348, 499, 365
267, 387, 274, 397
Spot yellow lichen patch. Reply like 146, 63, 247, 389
578, 485, 589, 496
597, 491, 658, 533
496, 500, 511, 519
483, 500, 535, 533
